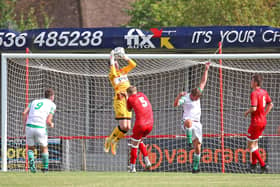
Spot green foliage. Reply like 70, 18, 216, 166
0, 0, 17, 29
17, 7, 39, 31
0, 0, 53, 31
125, 0, 280, 29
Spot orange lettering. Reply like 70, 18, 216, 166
189, 149, 195, 163
165, 149, 176, 164
177, 149, 187, 164
214, 149, 222, 163
202, 149, 212, 164
224, 149, 233, 164
235, 149, 249, 163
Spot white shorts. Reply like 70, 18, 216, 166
181, 119, 202, 144
26, 126, 48, 147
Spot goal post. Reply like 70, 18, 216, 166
1, 53, 280, 173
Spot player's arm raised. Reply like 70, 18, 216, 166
198, 62, 210, 92
109, 49, 117, 76
121, 50, 136, 72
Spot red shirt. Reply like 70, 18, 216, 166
127, 92, 153, 126
250, 88, 272, 124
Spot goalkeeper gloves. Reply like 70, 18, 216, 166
114, 47, 131, 60
114, 47, 125, 57
111, 47, 131, 63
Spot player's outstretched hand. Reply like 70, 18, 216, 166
205, 62, 211, 70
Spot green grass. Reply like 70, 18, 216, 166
0, 172, 279, 187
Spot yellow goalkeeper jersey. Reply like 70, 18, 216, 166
109, 59, 136, 94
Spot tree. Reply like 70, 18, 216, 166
0, 0, 17, 29
125, 0, 280, 29
0, 0, 53, 31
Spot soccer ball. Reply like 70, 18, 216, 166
113, 47, 125, 58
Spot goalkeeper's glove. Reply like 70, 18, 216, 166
110, 49, 115, 66
114, 47, 125, 56
113, 47, 130, 61
114, 47, 127, 60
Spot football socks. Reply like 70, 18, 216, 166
193, 153, 201, 170
42, 153, 49, 169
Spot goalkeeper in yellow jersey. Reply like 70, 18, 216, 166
104, 47, 136, 155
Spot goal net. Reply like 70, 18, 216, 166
1, 53, 280, 173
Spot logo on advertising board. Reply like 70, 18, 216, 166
0, 138, 62, 171
124, 28, 175, 49
137, 137, 268, 172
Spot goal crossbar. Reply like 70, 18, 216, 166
2, 53, 280, 60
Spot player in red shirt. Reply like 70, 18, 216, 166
126, 86, 153, 173
244, 74, 273, 173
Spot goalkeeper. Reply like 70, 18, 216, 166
104, 47, 137, 155
173, 63, 210, 173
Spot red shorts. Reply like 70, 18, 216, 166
132, 123, 153, 140
247, 122, 266, 141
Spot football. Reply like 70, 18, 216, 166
113, 47, 125, 58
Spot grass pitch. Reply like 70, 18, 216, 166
0, 172, 279, 187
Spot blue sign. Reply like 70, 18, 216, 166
0, 26, 279, 51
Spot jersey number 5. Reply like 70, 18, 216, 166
139, 97, 148, 107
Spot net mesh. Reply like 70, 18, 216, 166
2, 54, 280, 173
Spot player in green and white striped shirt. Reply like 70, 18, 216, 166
22, 88, 56, 173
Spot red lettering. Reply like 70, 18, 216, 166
214, 149, 222, 163
202, 149, 212, 164
147, 145, 157, 164
177, 149, 187, 164
165, 149, 176, 164
224, 149, 233, 163
235, 149, 249, 163
189, 149, 195, 163
142, 143, 268, 169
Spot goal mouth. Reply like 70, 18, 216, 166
1, 53, 280, 173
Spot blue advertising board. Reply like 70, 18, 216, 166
0, 138, 62, 171
0, 26, 279, 51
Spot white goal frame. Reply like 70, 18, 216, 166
2, 53, 280, 172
